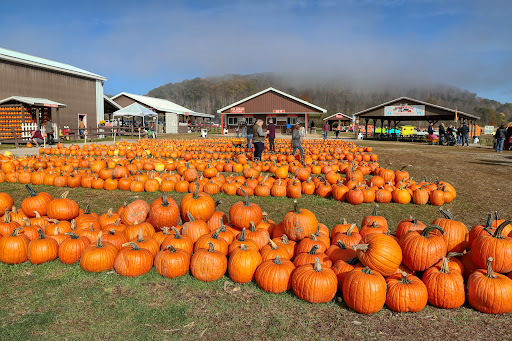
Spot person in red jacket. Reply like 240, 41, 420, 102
267, 118, 276, 152
322, 121, 330, 140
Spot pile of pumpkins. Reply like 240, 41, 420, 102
0, 186, 510, 314
2, 138, 455, 206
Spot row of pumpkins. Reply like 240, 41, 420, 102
0, 186, 510, 314
4, 138, 455, 205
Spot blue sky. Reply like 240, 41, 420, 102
1, 0, 511, 103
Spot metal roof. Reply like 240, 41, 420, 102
0, 96, 66, 108
324, 113, 353, 121
0, 47, 106, 81
113, 103, 157, 117
111, 92, 214, 118
353, 96, 480, 120
217, 87, 327, 114
104, 95, 122, 110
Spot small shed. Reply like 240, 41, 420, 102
323, 113, 353, 130
217, 87, 326, 135
353, 97, 480, 139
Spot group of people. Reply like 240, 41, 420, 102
243, 119, 305, 161
432, 122, 470, 147
29, 119, 55, 146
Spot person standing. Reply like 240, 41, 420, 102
322, 121, 330, 140
252, 119, 267, 161
507, 124, 512, 150
462, 121, 469, 147
309, 120, 315, 134
438, 123, 446, 146
235, 125, 239, 138
44, 119, 54, 145
267, 118, 276, 152
241, 122, 247, 138
428, 122, 434, 136
456, 124, 463, 146
246, 122, 253, 152
495, 124, 507, 153
79, 118, 85, 139
291, 123, 305, 161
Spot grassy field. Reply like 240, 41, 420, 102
0, 139, 511, 340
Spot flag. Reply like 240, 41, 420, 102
455, 108, 458, 122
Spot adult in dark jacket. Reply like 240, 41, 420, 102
495, 124, 507, 152
456, 125, 463, 145
267, 119, 276, 152
439, 123, 446, 145
291, 123, 304, 161
252, 119, 267, 160
310, 120, 315, 134
322, 121, 330, 140
461, 122, 470, 147
428, 122, 434, 135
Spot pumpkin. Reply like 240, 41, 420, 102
395, 217, 426, 239
190, 241, 227, 282
228, 188, 263, 230
468, 257, 512, 314
129, 228, 160, 257
255, 255, 296, 293
260, 239, 290, 262
181, 212, 209, 244
80, 232, 119, 272
0, 192, 14, 215
471, 220, 512, 273
330, 224, 361, 248
194, 228, 229, 256
147, 193, 180, 231
228, 243, 262, 283
431, 208, 468, 253
47, 191, 80, 221
161, 227, 193, 254
114, 242, 154, 276
0, 227, 30, 264
154, 245, 191, 278
325, 240, 358, 263
422, 257, 465, 309
0, 210, 21, 236
101, 228, 129, 251
353, 234, 402, 276
331, 258, 360, 291
361, 204, 388, 229
272, 234, 297, 259
99, 208, 120, 228
293, 245, 332, 268
58, 233, 91, 264
180, 182, 216, 222
282, 200, 318, 241
292, 257, 337, 303
120, 199, 150, 226
385, 272, 428, 312
399, 225, 447, 272
124, 221, 155, 241
342, 267, 387, 314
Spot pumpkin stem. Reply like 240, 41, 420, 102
249, 221, 256, 232
37, 228, 45, 239
439, 257, 450, 274
3, 209, 11, 223
342, 217, 347, 225
337, 240, 349, 249
240, 243, 248, 251
122, 242, 140, 250
207, 241, 215, 252
352, 243, 369, 252
65, 232, 80, 239
485, 257, 496, 279
137, 228, 145, 242
171, 226, 182, 239
281, 234, 290, 244
108, 228, 116, 235
162, 226, 170, 235
310, 233, 318, 241
238, 228, 247, 241
420, 224, 445, 237
273, 255, 282, 265
61, 191, 69, 199
22, 217, 31, 226
34, 211, 42, 218
161, 193, 169, 207
96, 231, 103, 247
371, 204, 378, 216
293, 199, 301, 213
11, 227, 23, 236
398, 272, 411, 284
186, 212, 195, 222
214, 200, 222, 209
361, 266, 373, 275
84, 204, 91, 215
446, 252, 464, 259
492, 220, 512, 239
346, 224, 356, 235
308, 245, 319, 254
193, 181, 200, 199
269, 239, 278, 249
347, 258, 359, 265
25, 184, 38, 197
439, 207, 454, 220
211, 228, 221, 239
313, 257, 322, 272
106, 208, 113, 217
165, 244, 177, 253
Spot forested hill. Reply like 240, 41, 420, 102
147, 73, 512, 125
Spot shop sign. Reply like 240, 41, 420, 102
230, 107, 245, 113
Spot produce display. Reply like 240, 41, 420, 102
3, 138, 456, 205
0, 188, 511, 315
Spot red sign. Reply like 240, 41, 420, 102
184, 112, 189, 116
43, 103, 59, 108
230, 107, 245, 113
273, 110, 285, 113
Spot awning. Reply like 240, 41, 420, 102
112, 103, 157, 117
0, 96, 66, 108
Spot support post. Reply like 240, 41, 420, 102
221, 113, 224, 135
365, 119, 368, 139
304, 113, 307, 136
11, 127, 19, 148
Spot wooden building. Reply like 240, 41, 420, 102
111, 92, 214, 134
217, 87, 326, 135
354, 97, 480, 139
323, 113, 353, 128
0, 47, 106, 138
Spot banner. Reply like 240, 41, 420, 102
484, 126, 494, 135
384, 105, 425, 116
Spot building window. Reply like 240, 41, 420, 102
287, 117, 297, 125
228, 117, 238, 126
246, 117, 254, 125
